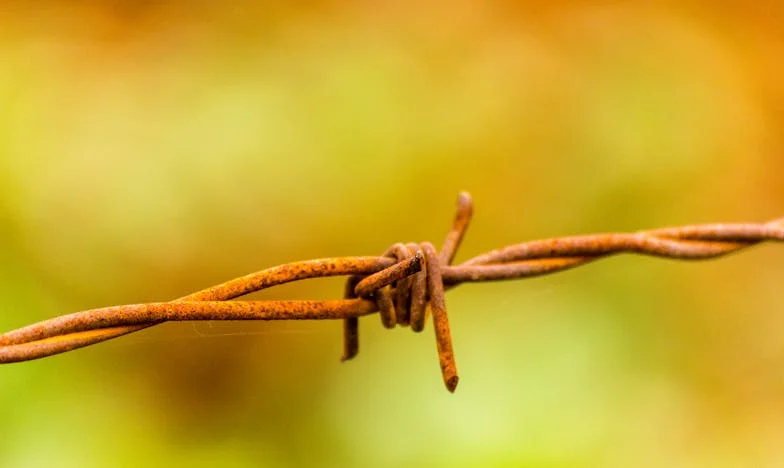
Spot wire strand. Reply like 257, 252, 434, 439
1, 192, 781, 392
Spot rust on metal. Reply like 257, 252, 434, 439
0, 193, 781, 393
422, 242, 458, 392
340, 276, 361, 363
353, 253, 422, 298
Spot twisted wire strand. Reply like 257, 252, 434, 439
0, 192, 781, 392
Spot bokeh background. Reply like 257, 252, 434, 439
1, 1, 783, 467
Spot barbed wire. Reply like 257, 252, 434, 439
1, 192, 781, 392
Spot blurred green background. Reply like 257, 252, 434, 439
1, 1, 783, 467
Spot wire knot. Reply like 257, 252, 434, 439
338, 193, 474, 392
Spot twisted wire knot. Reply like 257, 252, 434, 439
354, 243, 426, 330
338, 192, 474, 392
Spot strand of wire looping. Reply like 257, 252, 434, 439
339, 193, 473, 391
0, 192, 781, 393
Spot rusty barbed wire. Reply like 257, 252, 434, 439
1, 192, 782, 392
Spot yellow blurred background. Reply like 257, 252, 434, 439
1, 1, 783, 466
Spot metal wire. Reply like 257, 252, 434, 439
1, 192, 781, 392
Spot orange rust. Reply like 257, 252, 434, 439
383, 243, 416, 326
374, 287, 396, 329
422, 242, 458, 392
0, 192, 781, 392
439, 191, 473, 265
340, 276, 361, 362
406, 242, 429, 332
353, 253, 422, 298
1, 257, 396, 364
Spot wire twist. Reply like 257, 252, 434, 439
1, 192, 781, 392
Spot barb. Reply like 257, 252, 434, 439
1, 192, 781, 392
